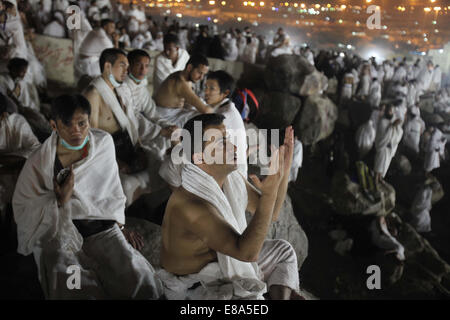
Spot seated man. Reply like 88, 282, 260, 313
83, 48, 158, 204
0, 94, 40, 209
124, 49, 178, 160
159, 70, 247, 188
75, 18, 119, 81
159, 114, 301, 300
153, 33, 190, 92
12, 94, 163, 299
0, 58, 37, 110
153, 53, 213, 128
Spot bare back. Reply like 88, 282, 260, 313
160, 187, 218, 275
83, 85, 121, 134
153, 71, 186, 109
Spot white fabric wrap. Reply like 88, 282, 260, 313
161, 163, 267, 300
91, 76, 140, 145
12, 129, 126, 257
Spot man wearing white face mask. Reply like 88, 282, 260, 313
83, 48, 159, 205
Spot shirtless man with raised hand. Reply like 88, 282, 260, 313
160, 113, 302, 300
153, 54, 213, 128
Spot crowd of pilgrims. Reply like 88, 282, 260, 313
0, 0, 449, 299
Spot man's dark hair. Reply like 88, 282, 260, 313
51, 94, 91, 126
101, 18, 114, 28
163, 33, 180, 46
99, 48, 126, 72
127, 49, 150, 65
7, 58, 28, 73
207, 70, 235, 97
186, 53, 209, 69
183, 113, 225, 161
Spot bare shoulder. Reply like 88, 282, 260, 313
169, 188, 216, 224
83, 85, 100, 100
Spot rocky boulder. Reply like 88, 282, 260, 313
254, 91, 302, 129
295, 94, 338, 145
264, 54, 315, 95
299, 71, 329, 96
246, 195, 309, 269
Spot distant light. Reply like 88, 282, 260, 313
243, 1, 247, 6
338, 19, 343, 24
340, 52, 345, 57
207, 17, 211, 21
237, 17, 242, 21
300, 3, 305, 9
435, 29, 439, 33
294, 3, 298, 8
213, 18, 218, 23
432, 20, 437, 24
260, 1, 264, 6
221, 1, 226, 5
424, 38, 428, 42
341, 5, 346, 10
347, 45, 352, 49
433, 7, 441, 11
208, 0, 215, 4
315, 4, 320, 9
439, 49, 444, 54
424, 7, 431, 12
421, 52, 426, 56
176, 13, 182, 18
366, 0, 372, 3
285, 2, 289, 7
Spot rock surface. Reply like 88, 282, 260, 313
254, 91, 302, 129
295, 94, 339, 145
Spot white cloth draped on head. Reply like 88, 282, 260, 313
355, 119, 376, 158
402, 115, 425, 154
177, 163, 267, 299
76, 28, 113, 78
374, 118, 403, 177
153, 48, 190, 92
424, 128, 446, 172
2, 12, 28, 59
410, 185, 432, 233
91, 76, 140, 145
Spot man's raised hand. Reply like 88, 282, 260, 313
249, 144, 285, 197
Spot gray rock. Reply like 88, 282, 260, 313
264, 54, 315, 95
295, 94, 338, 146
299, 71, 329, 96
125, 217, 162, 268
254, 91, 302, 129
246, 195, 309, 270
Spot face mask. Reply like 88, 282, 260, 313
128, 72, 142, 84
109, 73, 121, 88
60, 135, 89, 151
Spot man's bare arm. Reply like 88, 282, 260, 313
83, 86, 100, 128
178, 81, 214, 114
183, 147, 285, 262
